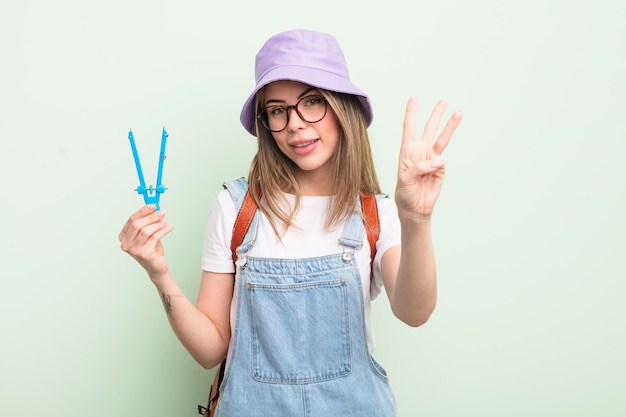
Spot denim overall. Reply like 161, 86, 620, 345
215, 179, 396, 417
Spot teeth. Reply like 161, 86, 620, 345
293, 140, 317, 148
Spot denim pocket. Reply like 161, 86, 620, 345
369, 355, 390, 382
246, 278, 352, 384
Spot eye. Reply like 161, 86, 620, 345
267, 106, 286, 118
303, 96, 324, 107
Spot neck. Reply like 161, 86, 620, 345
294, 170, 332, 196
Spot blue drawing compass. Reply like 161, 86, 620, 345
127, 127, 168, 210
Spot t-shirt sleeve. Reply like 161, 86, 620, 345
370, 196, 401, 299
201, 189, 237, 273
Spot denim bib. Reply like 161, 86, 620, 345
215, 179, 396, 417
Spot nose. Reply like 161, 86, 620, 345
286, 106, 306, 131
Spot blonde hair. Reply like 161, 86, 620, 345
248, 87, 381, 237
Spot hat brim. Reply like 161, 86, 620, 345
240, 65, 373, 136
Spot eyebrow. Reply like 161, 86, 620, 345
265, 87, 318, 106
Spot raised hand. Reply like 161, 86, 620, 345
119, 205, 174, 279
395, 98, 463, 218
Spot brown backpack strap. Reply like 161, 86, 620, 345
200, 186, 259, 416
197, 360, 225, 416
360, 192, 380, 262
230, 188, 258, 264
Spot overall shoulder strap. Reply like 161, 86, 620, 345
230, 188, 257, 264
224, 178, 259, 265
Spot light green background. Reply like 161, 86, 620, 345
1, 0, 624, 416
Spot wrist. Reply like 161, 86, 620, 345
398, 209, 433, 226
148, 268, 172, 285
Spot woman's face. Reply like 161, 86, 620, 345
263, 80, 340, 183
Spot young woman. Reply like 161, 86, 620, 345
119, 29, 462, 416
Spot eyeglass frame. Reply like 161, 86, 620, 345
257, 94, 328, 133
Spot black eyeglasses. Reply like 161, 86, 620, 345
258, 94, 328, 132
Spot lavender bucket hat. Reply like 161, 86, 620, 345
240, 29, 373, 136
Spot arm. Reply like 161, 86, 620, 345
119, 205, 231, 369
382, 98, 463, 327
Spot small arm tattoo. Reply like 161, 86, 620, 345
161, 293, 173, 319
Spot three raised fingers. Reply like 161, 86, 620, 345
403, 97, 463, 155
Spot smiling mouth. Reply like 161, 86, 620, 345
292, 139, 319, 148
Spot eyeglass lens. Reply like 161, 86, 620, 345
261, 95, 327, 132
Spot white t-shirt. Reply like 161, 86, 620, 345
201, 189, 401, 352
